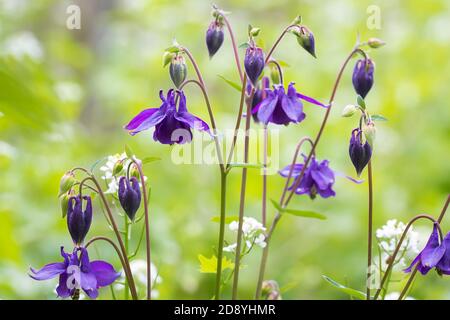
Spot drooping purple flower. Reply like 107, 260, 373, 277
436, 232, 450, 275
349, 128, 372, 176
352, 58, 374, 99
118, 176, 141, 221
404, 223, 445, 275
29, 246, 120, 299
67, 195, 92, 246
252, 82, 327, 126
124, 89, 210, 145
295, 26, 316, 58
279, 155, 336, 199
244, 45, 265, 86
206, 21, 224, 58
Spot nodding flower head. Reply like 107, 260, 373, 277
352, 58, 374, 99
29, 246, 120, 299
349, 128, 372, 176
124, 89, 210, 145
169, 54, 187, 89
244, 44, 265, 86
118, 176, 141, 221
404, 223, 446, 275
206, 20, 224, 58
251, 82, 327, 126
67, 195, 92, 246
279, 155, 335, 199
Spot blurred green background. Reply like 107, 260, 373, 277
0, 0, 449, 299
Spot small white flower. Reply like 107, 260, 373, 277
384, 292, 415, 300
226, 217, 266, 253
223, 243, 237, 252
2, 31, 43, 61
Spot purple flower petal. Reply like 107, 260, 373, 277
281, 83, 305, 122
56, 273, 71, 298
90, 260, 121, 287
29, 262, 66, 280
256, 90, 278, 124
296, 92, 328, 108
124, 108, 167, 136
310, 161, 335, 190
279, 164, 304, 178
421, 224, 445, 268
436, 232, 450, 275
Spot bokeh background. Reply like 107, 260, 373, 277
0, 0, 449, 299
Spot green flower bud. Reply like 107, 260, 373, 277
60, 189, 75, 218
163, 51, 175, 67
363, 121, 376, 147
130, 164, 140, 180
342, 104, 358, 117
59, 171, 76, 196
112, 159, 124, 176
169, 54, 187, 89
368, 38, 385, 49
269, 64, 281, 84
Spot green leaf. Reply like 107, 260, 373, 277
356, 95, 366, 110
124, 145, 134, 158
322, 275, 366, 300
228, 163, 263, 169
284, 208, 327, 220
371, 114, 388, 121
239, 43, 249, 49
276, 60, 291, 68
217, 75, 242, 92
269, 199, 326, 220
198, 254, 234, 273
211, 215, 239, 224
142, 156, 161, 164
165, 45, 180, 53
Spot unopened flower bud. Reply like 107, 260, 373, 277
368, 38, 385, 49
262, 280, 282, 300
352, 58, 374, 99
59, 171, 76, 196
67, 195, 92, 246
349, 128, 372, 176
163, 51, 175, 67
362, 120, 376, 147
169, 54, 187, 89
118, 176, 141, 221
269, 63, 281, 84
206, 21, 224, 58
294, 26, 316, 58
130, 164, 140, 180
112, 159, 124, 176
342, 104, 358, 117
244, 45, 265, 86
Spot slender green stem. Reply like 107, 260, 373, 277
262, 125, 268, 227
215, 171, 228, 299
131, 158, 152, 300
124, 214, 130, 300
373, 214, 439, 300
398, 195, 450, 300
366, 161, 374, 299
220, 13, 244, 83
231, 90, 254, 299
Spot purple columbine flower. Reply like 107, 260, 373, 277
29, 246, 120, 299
124, 89, 210, 145
404, 223, 446, 275
279, 155, 336, 199
206, 20, 224, 58
67, 195, 92, 246
244, 44, 265, 86
252, 82, 327, 126
247, 77, 270, 123
295, 26, 316, 58
349, 128, 372, 176
352, 58, 374, 99
118, 176, 141, 221
435, 232, 450, 275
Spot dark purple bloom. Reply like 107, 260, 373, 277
118, 176, 141, 221
244, 45, 265, 86
206, 21, 224, 58
352, 58, 374, 99
436, 233, 450, 275
349, 128, 372, 176
404, 223, 446, 275
29, 246, 120, 299
252, 82, 327, 126
124, 89, 210, 145
67, 195, 92, 246
279, 155, 336, 199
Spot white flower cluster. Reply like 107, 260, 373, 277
376, 219, 420, 269
2, 31, 43, 61
224, 217, 267, 253
100, 153, 147, 194
115, 259, 162, 299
